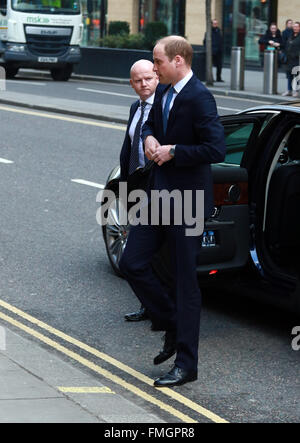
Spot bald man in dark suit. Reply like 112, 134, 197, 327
119, 59, 158, 322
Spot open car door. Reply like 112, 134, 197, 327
197, 114, 268, 275
153, 114, 268, 283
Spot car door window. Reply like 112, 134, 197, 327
223, 122, 255, 165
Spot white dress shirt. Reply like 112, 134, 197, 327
162, 70, 193, 118
129, 93, 155, 168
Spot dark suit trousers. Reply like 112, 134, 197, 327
213, 51, 223, 80
119, 222, 201, 372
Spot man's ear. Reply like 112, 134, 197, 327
174, 55, 183, 67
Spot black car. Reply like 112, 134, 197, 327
102, 101, 300, 315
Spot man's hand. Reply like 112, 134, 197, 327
144, 135, 160, 160
152, 145, 173, 166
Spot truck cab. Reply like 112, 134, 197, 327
0, 0, 83, 80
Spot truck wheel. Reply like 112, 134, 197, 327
50, 65, 72, 81
5, 67, 19, 79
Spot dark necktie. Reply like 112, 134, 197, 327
163, 86, 175, 134
129, 101, 146, 175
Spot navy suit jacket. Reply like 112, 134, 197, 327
120, 87, 166, 182
142, 74, 226, 218
119, 100, 139, 182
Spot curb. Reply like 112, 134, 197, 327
207, 87, 296, 104
0, 97, 129, 125
0, 96, 129, 125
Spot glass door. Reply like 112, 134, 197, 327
223, 0, 276, 65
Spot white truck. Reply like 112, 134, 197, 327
0, 0, 83, 80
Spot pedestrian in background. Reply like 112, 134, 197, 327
281, 19, 294, 65
203, 19, 224, 82
259, 23, 283, 67
119, 59, 158, 323
282, 21, 300, 97
258, 23, 282, 51
119, 36, 226, 387
282, 19, 294, 52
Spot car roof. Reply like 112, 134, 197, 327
240, 100, 300, 114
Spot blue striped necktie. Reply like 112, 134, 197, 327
163, 86, 175, 134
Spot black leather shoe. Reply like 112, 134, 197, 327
154, 365, 197, 387
153, 331, 176, 365
124, 306, 148, 322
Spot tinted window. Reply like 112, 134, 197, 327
223, 122, 254, 165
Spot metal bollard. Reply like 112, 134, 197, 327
0, 66, 5, 91
230, 47, 245, 91
263, 50, 278, 95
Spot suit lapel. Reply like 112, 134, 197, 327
157, 84, 169, 136
167, 75, 196, 131
124, 100, 139, 144
129, 100, 139, 127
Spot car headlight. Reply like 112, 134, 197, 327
6, 44, 26, 52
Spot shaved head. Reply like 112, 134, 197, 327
130, 59, 154, 77
129, 59, 158, 101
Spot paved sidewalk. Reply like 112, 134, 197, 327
0, 321, 165, 423
208, 66, 294, 101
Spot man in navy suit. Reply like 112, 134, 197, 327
119, 36, 226, 387
120, 59, 158, 322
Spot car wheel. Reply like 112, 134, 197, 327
101, 183, 173, 286
102, 193, 130, 277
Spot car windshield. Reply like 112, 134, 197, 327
11, 0, 80, 14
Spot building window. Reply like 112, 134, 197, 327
223, 0, 276, 65
139, 0, 185, 36
81, 0, 107, 46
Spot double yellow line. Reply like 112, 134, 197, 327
0, 298, 228, 424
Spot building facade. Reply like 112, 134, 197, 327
81, 0, 299, 65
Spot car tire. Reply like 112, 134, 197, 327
101, 183, 174, 288
102, 189, 130, 278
